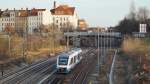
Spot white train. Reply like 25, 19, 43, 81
56, 48, 82, 73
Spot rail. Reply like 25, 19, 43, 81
109, 49, 118, 84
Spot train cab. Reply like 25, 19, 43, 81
56, 48, 82, 73
57, 54, 69, 73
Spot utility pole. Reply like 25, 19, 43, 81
53, 24, 55, 55
103, 31, 105, 65
8, 35, 11, 57
110, 29, 112, 50
23, 16, 28, 62
66, 21, 70, 51
106, 28, 109, 50
101, 28, 103, 65
97, 27, 100, 75
0, 64, 4, 76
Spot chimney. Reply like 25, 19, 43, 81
54, 1, 56, 9
26, 8, 28, 11
21, 8, 23, 10
14, 8, 15, 11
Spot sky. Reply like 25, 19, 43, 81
0, 0, 150, 27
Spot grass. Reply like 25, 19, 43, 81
122, 37, 150, 71
0, 33, 66, 64
26, 46, 66, 64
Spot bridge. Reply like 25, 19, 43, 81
64, 32, 122, 47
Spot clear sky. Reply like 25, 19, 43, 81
0, 0, 150, 27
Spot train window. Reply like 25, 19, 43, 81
59, 56, 68, 65
70, 58, 73, 65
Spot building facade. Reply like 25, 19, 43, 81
0, 9, 16, 32
0, 8, 52, 34
50, 3, 78, 30
78, 19, 88, 30
27, 8, 52, 33
0, 2, 79, 33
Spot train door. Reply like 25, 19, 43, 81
74, 56, 76, 64
77, 55, 80, 61
75, 55, 78, 63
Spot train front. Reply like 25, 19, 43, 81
57, 55, 69, 73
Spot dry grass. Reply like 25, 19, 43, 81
122, 37, 150, 71
122, 37, 150, 56
26, 46, 66, 64
0, 33, 66, 63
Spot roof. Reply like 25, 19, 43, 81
18, 8, 46, 17
59, 48, 81, 57
17, 10, 28, 17
78, 19, 86, 22
50, 5, 75, 15
0, 8, 46, 17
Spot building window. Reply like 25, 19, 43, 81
64, 18, 65, 21
63, 23, 66, 26
56, 25, 58, 28
67, 18, 69, 21
60, 23, 62, 27
56, 20, 58, 23
53, 17, 55, 21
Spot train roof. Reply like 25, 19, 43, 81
59, 48, 81, 57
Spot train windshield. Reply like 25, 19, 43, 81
59, 56, 68, 65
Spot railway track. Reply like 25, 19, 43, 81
70, 49, 97, 84
0, 57, 56, 84
0, 58, 49, 80
1, 48, 97, 84
38, 48, 95, 84
44, 48, 97, 84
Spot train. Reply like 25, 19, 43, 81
56, 48, 82, 73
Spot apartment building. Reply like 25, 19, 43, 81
27, 8, 52, 33
15, 9, 28, 34
0, 9, 16, 32
0, 2, 79, 33
0, 8, 52, 34
78, 19, 88, 30
50, 1, 78, 30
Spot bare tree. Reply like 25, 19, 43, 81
0, 37, 9, 59
127, 0, 136, 20
137, 7, 149, 21
39, 24, 45, 36
47, 23, 63, 56
4, 25, 15, 35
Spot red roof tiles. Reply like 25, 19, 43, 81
50, 5, 75, 15
17, 8, 46, 17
